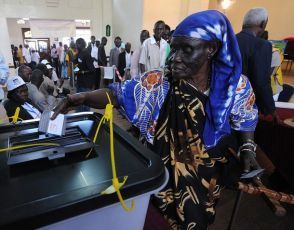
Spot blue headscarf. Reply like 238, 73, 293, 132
172, 10, 242, 148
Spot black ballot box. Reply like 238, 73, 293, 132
0, 112, 167, 230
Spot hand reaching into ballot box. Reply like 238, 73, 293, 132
51, 89, 118, 120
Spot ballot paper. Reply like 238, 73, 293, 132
240, 169, 264, 179
74, 66, 80, 72
103, 67, 114, 79
38, 111, 66, 136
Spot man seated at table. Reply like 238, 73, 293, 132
4, 76, 42, 122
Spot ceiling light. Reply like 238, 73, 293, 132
17, 19, 25, 24
219, 0, 235, 10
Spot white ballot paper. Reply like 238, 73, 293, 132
39, 111, 66, 136
103, 67, 114, 79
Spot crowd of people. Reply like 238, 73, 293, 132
0, 7, 293, 230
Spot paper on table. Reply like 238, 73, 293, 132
104, 67, 114, 79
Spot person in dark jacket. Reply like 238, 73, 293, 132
75, 38, 96, 112
236, 7, 277, 119
98, 37, 108, 67
117, 42, 132, 78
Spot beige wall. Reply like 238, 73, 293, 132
209, 0, 294, 39
143, 0, 209, 34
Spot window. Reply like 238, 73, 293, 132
75, 28, 91, 44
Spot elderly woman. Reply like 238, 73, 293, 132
52, 10, 260, 229
4, 76, 42, 122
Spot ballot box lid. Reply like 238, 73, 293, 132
0, 112, 165, 229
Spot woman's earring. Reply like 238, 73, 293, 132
207, 54, 211, 60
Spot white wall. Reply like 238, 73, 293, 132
112, 0, 144, 51
0, 0, 113, 66
6, 19, 29, 48
0, 18, 13, 66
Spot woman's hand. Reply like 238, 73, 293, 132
51, 93, 86, 120
240, 150, 261, 173
51, 97, 72, 120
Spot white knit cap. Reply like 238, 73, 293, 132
41, 59, 49, 65
7, 75, 26, 91
46, 64, 53, 69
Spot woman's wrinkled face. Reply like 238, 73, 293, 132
169, 37, 210, 79
12, 85, 29, 103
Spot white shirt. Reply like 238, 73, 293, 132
59, 48, 64, 63
22, 102, 41, 119
31, 52, 40, 64
139, 36, 168, 71
23, 48, 31, 63
51, 48, 58, 58
125, 52, 131, 68
51, 69, 58, 82
91, 44, 98, 60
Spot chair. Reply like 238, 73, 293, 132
283, 40, 294, 73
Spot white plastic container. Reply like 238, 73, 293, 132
40, 168, 169, 230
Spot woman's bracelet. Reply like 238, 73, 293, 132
241, 142, 257, 151
237, 140, 257, 157
239, 148, 256, 157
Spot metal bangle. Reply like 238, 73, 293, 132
239, 148, 256, 157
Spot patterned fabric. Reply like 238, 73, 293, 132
109, 10, 258, 230
173, 10, 242, 149
150, 74, 256, 229
109, 70, 169, 143
110, 72, 257, 145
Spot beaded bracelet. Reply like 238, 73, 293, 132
237, 140, 257, 157
239, 148, 256, 157
241, 142, 257, 151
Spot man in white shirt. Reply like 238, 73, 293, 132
118, 42, 132, 78
87, 36, 99, 63
57, 42, 64, 78
130, 30, 150, 78
51, 44, 59, 76
31, 50, 40, 65
22, 44, 32, 66
139, 20, 168, 72
87, 36, 101, 89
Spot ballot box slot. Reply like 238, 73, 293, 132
7, 126, 97, 166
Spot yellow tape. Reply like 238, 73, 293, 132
0, 107, 23, 124
98, 92, 134, 212
0, 143, 60, 153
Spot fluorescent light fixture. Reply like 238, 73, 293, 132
75, 19, 90, 23
17, 19, 25, 24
